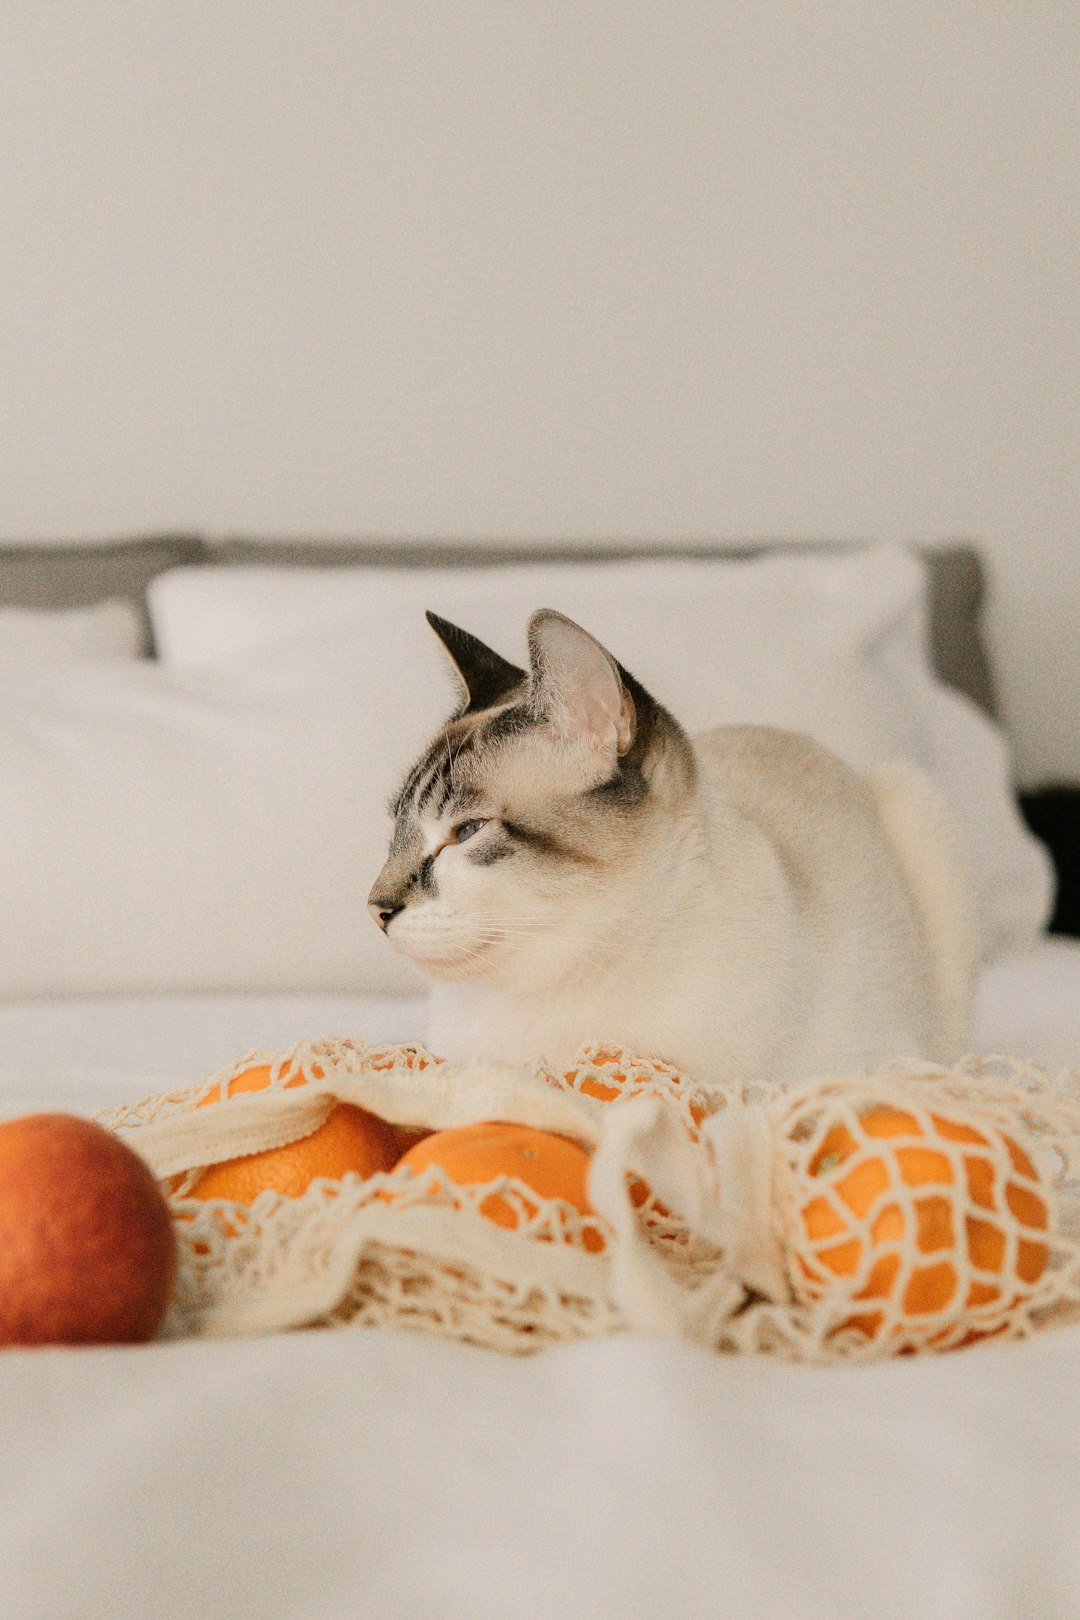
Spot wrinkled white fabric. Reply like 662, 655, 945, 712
2, 1326, 1080, 1620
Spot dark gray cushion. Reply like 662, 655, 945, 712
922, 544, 996, 719
0, 534, 205, 655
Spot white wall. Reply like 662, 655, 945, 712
1, 3, 1077, 784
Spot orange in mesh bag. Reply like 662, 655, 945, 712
548, 1043, 715, 1133
774, 1085, 1059, 1352
187, 1060, 400, 1205
387, 1122, 606, 1252
589, 1061, 1080, 1360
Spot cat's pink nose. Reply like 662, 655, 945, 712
368, 899, 403, 932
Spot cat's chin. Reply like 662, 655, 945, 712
390, 941, 493, 984
414, 959, 485, 984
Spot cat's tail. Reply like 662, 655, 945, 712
868, 762, 981, 1060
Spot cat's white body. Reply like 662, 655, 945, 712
428, 725, 977, 1086
371, 610, 979, 1089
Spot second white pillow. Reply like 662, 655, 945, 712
0, 598, 143, 664
148, 546, 1053, 964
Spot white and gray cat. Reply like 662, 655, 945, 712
368, 608, 979, 1087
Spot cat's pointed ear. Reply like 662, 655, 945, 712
526, 609, 636, 759
425, 611, 526, 713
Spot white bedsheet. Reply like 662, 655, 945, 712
0, 991, 428, 1118
0, 936, 1077, 1121
3, 942, 1080, 1620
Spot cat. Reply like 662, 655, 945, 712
368, 608, 980, 1087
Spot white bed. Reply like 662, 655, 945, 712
2, 945, 1080, 1620
2, 540, 1077, 1618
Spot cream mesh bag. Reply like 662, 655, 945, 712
99, 1042, 1080, 1362
101, 1040, 723, 1352
588, 1056, 1080, 1362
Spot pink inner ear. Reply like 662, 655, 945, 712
574, 683, 634, 756
615, 687, 636, 755
532, 614, 635, 757
565, 690, 621, 754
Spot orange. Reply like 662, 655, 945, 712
196, 1060, 311, 1107
0, 1112, 177, 1346
796, 1103, 1051, 1343
562, 1044, 707, 1125
391, 1121, 605, 1251
187, 1062, 400, 1205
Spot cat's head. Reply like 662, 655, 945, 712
367, 608, 696, 989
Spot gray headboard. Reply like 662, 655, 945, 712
0, 535, 997, 720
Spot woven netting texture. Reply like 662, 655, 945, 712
98, 1042, 1080, 1363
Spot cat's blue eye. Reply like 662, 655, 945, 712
453, 818, 488, 844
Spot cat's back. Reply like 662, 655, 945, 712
690, 722, 951, 1066
691, 723, 885, 881
689, 721, 981, 1065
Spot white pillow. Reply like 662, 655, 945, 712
0, 598, 142, 663
0, 634, 437, 1000
149, 546, 1053, 964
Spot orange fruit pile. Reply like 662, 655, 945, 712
792, 1102, 1051, 1345
180, 1059, 604, 1251
0, 1113, 177, 1346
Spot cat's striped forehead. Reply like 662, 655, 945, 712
389, 702, 533, 828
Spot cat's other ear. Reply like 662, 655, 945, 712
526, 609, 636, 760
425, 611, 526, 713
